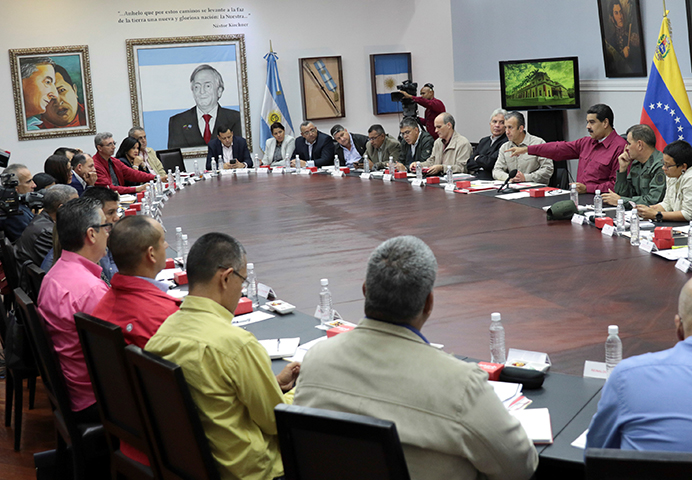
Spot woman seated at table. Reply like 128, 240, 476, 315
637, 140, 692, 222
263, 121, 295, 166
116, 136, 151, 174
44, 154, 73, 185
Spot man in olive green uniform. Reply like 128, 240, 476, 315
366, 124, 402, 170
603, 124, 666, 209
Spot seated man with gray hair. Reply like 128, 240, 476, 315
16, 184, 78, 266
294, 236, 538, 480
467, 108, 508, 180
416, 113, 472, 175
398, 117, 434, 171
493, 111, 553, 184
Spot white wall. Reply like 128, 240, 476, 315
1, 0, 456, 175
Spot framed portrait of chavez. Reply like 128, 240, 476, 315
9, 45, 96, 141
597, 0, 647, 77
127, 35, 251, 159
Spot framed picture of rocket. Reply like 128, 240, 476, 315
299, 56, 345, 120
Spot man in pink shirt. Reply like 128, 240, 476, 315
37, 196, 110, 423
508, 104, 627, 194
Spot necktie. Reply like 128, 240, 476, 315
108, 159, 120, 186
203, 114, 212, 144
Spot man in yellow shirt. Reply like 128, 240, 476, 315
146, 233, 300, 480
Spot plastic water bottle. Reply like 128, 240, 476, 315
181, 234, 189, 269
446, 164, 453, 184
211, 158, 217, 175
616, 199, 625, 235
175, 166, 181, 188
570, 184, 578, 207
594, 189, 603, 217
630, 211, 640, 246
605, 325, 622, 377
489, 312, 506, 364
254, 154, 259, 173
416, 162, 423, 182
334, 154, 340, 172
167, 169, 174, 191
363, 154, 370, 173
388, 156, 395, 175
319, 278, 333, 326
295, 155, 301, 173
194, 159, 200, 178
246, 263, 259, 309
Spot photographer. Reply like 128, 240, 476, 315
0, 164, 36, 242
398, 83, 446, 140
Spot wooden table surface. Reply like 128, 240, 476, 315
161, 173, 688, 375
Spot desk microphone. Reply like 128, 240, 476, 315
498, 169, 517, 193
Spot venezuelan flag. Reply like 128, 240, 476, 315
640, 11, 692, 151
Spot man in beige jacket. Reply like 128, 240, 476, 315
294, 236, 538, 480
415, 113, 472, 174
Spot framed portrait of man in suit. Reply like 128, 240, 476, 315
127, 35, 251, 158
9, 45, 96, 141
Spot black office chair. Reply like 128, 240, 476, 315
24, 263, 46, 303
0, 296, 38, 450
156, 148, 186, 173
548, 159, 570, 190
75, 313, 159, 479
14, 288, 109, 479
0, 235, 21, 310
274, 404, 410, 480
585, 448, 692, 479
124, 345, 220, 480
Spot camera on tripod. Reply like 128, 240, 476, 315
390, 80, 419, 118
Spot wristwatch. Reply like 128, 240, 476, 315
655, 212, 663, 222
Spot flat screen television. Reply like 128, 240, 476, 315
499, 56, 580, 111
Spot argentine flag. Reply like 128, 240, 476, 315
261, 51, 294, 151
373, 53, 410, 114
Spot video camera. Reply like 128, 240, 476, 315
390, 79, 419, 119
0, 149, 44, 218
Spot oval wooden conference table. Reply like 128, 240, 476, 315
161, 172, 688, 375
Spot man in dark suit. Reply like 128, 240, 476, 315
398, 117, 434, 170
466, 108, 508, 180
331, 124, 369, 168
168, 64, 242, 149
292, 121, 335, 168
206, 124, 252, 170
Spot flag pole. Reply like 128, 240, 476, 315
269, 40, 274, 54
662, 0, 667, 17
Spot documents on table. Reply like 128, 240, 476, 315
232, 310, 275, 326
259, 337, 301, 359
285, 336, 327, 362
510, 408, 553, 444
571, 429, 588, 449
489, 380, 532, 411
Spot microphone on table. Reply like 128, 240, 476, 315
497, 169, 518, 193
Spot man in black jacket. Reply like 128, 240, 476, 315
292, 121, 335, 167
331, 124, 369, 168
206, 124, 252, 170
398, 117, 434, 170
467, 109, 508, 180
16, 184, 77, 266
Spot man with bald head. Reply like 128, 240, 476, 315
292, 121, 335, 167
587, 278, 692, 451
415, 113, 472, 175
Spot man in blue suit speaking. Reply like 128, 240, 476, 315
168, 64, 242, 149
206, 124, 252, 170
